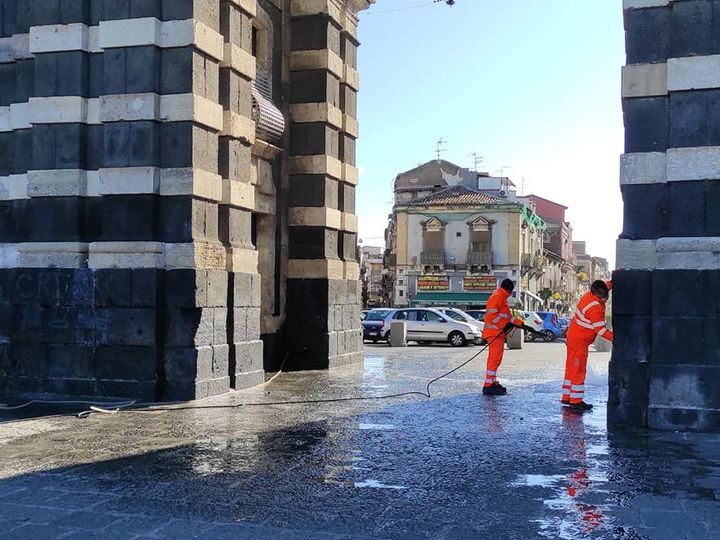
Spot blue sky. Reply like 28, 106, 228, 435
356, 0, 626, 267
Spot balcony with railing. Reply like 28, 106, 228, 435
420, 251, 446, 265
467, 250, 492, 266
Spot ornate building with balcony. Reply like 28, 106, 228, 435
386, 177, 544, 310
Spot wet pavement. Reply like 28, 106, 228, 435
1, 342, 719, 539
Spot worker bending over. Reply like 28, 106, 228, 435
562, 280, 613, 411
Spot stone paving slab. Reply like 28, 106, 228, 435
0, 343, 718, 539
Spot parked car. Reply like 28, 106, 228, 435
465, 309, 486, 321
380, 308, 481, 347
535, 311, 563, 342
434, 307, 485, 340
362, 308, 394, 343
361, 310, 370, 321
519, 311, 545, 342
558, 317, 570, 337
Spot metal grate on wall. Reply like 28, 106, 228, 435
252, 70, 285, 145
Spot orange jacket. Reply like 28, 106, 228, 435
568, 284, 613, 343
483, 288, 523, 339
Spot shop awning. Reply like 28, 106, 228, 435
412, 292, 491, 306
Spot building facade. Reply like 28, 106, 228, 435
0, 0, 372, 401
386, 162, 545, 310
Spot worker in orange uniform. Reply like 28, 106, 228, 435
562, 280, 614, 411
482, 279, 526, 396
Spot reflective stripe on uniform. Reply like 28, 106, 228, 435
486, 370, 497, 376
592, 321, 606, 328
492, 316, 501, 323
498, 314, 510, 319
581, 301, 600, 315
571, 385, 584, 391
575, 319, 593, 330
598, 328, 608, 337
570, 392, 584, 398
487, 309, 499, 314
486, 324, 499, 330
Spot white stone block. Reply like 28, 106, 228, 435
160, 168, 223, 201
27, 170, 88, 197
88, 25, 101, 53
29, 23, 88, 53
29, 96, 88, 124
668, 55, 720, 92
87, 171, 100, 197
221, 42, 256, 80
221, 110, 256, 143
99, 17, 161, 49
16, 242, 89, 268
667, 146, 720, 181
621, 63, 667, 97
657, 251, 720, 270
161, 20, 224, 61
620, 152, 667, 185
616, 239, 657, 270
10, 102, 31, 130
288, 207, 342, 229
623, 0, 670, 9
9, 174, 29, 200
100, 93, 159, 122
657, 237, 720, 253
161, 94, 224, 131
89, 242, 165, 269
0, 244, 18, 268
87, 98, 100, 124
222, 178, 256, 210
166, 242, 227, 271
99, 167, 159, 195
0, 107, 9, 132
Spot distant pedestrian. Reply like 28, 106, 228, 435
482, 279, 525, 396
562, 280, 613, 411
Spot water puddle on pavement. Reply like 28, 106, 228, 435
513, 474, 566, 488
354, 479, 407, 490
364, 357, 386, 378
358, 423, 396, 431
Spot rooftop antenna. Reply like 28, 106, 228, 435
468, 152, 484, 171
497, 165, 511, 177
520, 176, 528, 195
436, 138, 447, 161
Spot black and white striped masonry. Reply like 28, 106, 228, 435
612, 0, 720, 432
0, 0, 371, 402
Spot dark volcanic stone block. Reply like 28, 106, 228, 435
623, 97, 668, 154
624, 6, 671, 65
621, 184, 669, 239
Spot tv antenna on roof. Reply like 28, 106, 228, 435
436, 138, 447, 161
468, 152, 484, 171
497, 165, 511, 177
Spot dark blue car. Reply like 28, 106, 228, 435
362, 308, 395, 343
535, 311, 563, 342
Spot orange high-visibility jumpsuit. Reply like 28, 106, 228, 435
562, 281, 614, 404
482, 287, 523, 387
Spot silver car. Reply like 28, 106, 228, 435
434, 307, 485, 340
381, 308, 481, 347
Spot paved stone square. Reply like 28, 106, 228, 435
0, 342, 719, 539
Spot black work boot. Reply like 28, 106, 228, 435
493, 382, 508, 395
482, 384, 504, 396
560, 397, 570, 405
568, 401, 593, 411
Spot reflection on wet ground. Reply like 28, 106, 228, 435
0, 343, 719, 539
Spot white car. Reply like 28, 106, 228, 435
434, 307, 485, 341
381, 308, 481, 347
519, 311, 545, 341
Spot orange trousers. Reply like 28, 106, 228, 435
484, 336, 506, 387
562, 339, 590, 404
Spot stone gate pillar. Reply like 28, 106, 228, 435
611, 0, 720, 432
0, 0, 370, 402
284, 0, 365, 369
